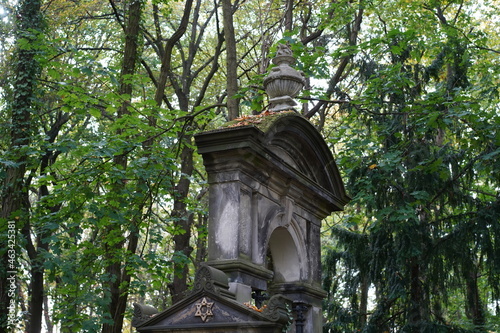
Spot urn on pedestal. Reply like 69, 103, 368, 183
263, 44, 306, 112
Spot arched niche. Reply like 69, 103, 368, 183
267, 226, 302, 283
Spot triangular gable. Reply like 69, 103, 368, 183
136, 265, 290, 332
138, 293, 271, 329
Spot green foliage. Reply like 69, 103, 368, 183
319, 0, 500, 330
1, 0, 218, 330
1, 0, 499, 331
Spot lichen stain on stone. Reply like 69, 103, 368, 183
168, 304, 198, 325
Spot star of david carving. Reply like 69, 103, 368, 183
194, 297, 214, 322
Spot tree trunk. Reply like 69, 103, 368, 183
26, 113, 67, 333
221, 0, 239, 120
408, 258, 423, 330
408, 253, 430, 333
169, 143, 195, 303
359, 273, 369, 328
154, 0, 193, 106
0, 166, 28, 333
195, 213, 208, 266
27, 261, 45, 333
43, 294, 53, 333
464, 255, 486, 330
1, 0, 42, 332
284, 0, 293, 31
101, 1, 143, 332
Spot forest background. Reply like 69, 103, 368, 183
0, 0, 499, 332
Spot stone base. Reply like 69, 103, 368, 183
268, 95, 298, 112
229, 282, 253, 303
207, 259, 274, 291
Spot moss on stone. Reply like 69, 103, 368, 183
221, 110, 299, 133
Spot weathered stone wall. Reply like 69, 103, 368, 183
195, 112, 349, 333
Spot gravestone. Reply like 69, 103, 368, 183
134, 44, 349, 333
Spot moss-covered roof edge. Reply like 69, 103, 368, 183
220, 110, 300, 133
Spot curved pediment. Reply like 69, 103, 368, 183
195, 111, 350, 212
258, 112, 349, 206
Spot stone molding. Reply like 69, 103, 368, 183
135, 266, 292, 333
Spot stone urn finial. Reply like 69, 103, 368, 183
263, 43, 306, 112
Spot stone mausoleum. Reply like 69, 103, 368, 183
133, 44, 349, 333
